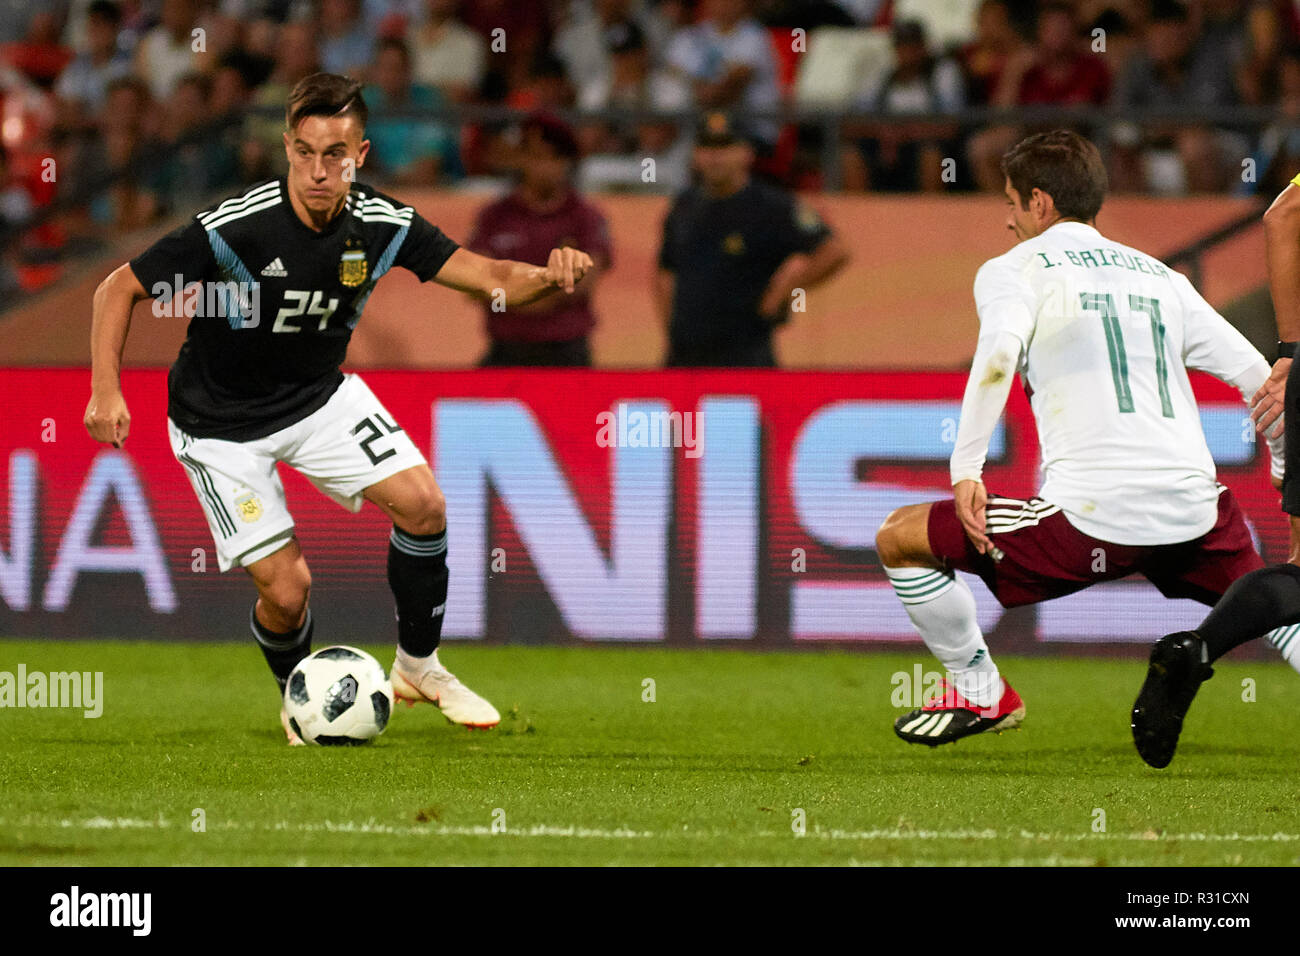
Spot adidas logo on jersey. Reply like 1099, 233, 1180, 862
260, 258, 288, 277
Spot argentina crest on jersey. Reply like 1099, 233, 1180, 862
339, 238, 368, 287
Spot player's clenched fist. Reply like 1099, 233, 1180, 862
84, 390, 131, 448
544, 247, 594, 293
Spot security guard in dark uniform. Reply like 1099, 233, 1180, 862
655, 112, 848, 367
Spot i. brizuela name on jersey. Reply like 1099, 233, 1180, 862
129, 177, 459, 442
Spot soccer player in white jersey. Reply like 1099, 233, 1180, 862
875, 130, 1292, 748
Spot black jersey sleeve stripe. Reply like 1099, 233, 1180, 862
179, 455, 237, 538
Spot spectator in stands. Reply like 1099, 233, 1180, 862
461, 0, 552, 96
826, 0, 889, 24
573, 22, 692, 193
967, 2, 1111, 192
468, 114, 612, 366
93, 75, 166, 230
1086, 7, 1141, 81
588, 20, 655, 117
0, 143, 35, 231
209, 50, 266, 120
6, 9, 73, 91
958, 0, 1029, 107
758, 0, 859, 28
1110, 0, 1241, 193
1249, 52, 1300, 195
365, 36, 460, 185
363, 0, 425, 35
134, 0, 207, 101
239, 19, 320, 181
555, 0, 671, 110
243, 16, 283, 64
0, 144, 30, 297
662, 0, 782, 152
1235, 0, 1286, 108
1199, 0, 1253, 67
156, 71, 238, 207
506, 51, 575, 112
320, 0, 375, 77
0, 0, 53, 46
998, 2, 1110, 107
407, 0, 486, 102
842, 18, 966, 193
656, 112, 848, 367
55, 0, 130, 124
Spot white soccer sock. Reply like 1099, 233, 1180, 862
1265, 624, 1300, 673
885, 565, 1002, 707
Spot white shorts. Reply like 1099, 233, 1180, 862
168, 373, 427, 572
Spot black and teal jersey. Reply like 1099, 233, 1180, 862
129, 177, 458, 441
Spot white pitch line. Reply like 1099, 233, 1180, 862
4, 818, 1299, 844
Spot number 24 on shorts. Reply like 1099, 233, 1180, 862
352, 413, 403, 465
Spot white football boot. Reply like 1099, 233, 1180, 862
390, 648, 500, 728
280, 706, 305, 746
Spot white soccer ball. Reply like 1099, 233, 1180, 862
284, 646, 394, 745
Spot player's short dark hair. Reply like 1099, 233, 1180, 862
285, 72, 367, 133
1001, 129, 1107, 221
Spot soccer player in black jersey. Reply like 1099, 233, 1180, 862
1130, 172, 1300, 768
83, 74, 593, 742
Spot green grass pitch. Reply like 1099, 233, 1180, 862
1, 639, 1297, 866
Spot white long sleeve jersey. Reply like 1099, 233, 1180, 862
952, 220, 1281, 547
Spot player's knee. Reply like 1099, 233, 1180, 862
260, 564, 311, 626
875, 509, 908, 566
875, 504, 929, 567
403, 483, 446, 536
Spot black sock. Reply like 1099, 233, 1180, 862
1197, 564, 1300, 661
250, 603, 313, 693
388, 526, 448, 657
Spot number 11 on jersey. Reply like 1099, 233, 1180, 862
1079, 291, 1175, 419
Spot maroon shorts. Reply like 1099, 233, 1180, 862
927, 489, 1262, 608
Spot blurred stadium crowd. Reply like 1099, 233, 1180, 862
1, 0, 1299, 297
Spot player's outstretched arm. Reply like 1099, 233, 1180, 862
1176, 270, 1287, 479
1254, 183, 1300, 435
84, 263, 148, 449
432, 246, 595, 307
